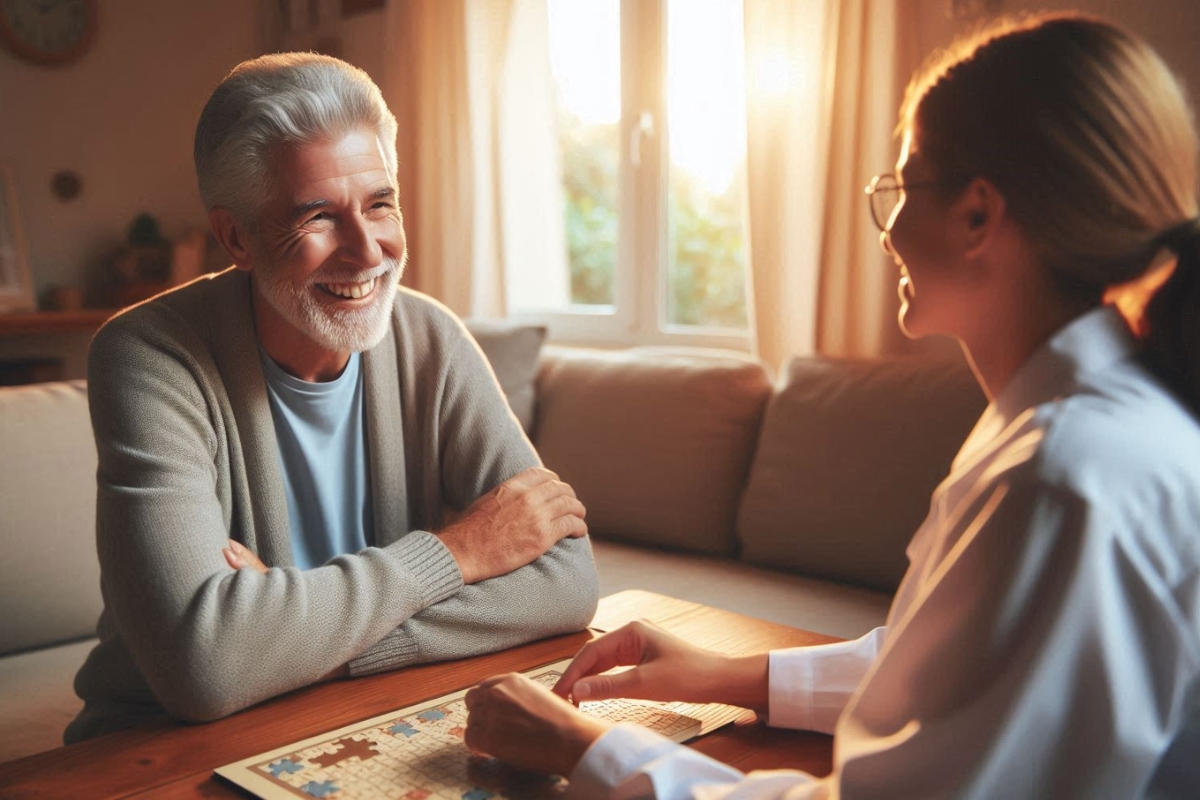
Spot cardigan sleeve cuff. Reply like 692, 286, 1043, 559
348, 627, 421, 677
391, 530, 463, 607
347, 532, 463, 677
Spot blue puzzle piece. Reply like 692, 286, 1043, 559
463, 789, 495, 800
417, 709, 446, 722
267, 758, 305, 777
300, 780, 339, 798
389, 721, 418, 737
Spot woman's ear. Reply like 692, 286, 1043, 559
956, 177, 1007, 259
208, 208, 256, 272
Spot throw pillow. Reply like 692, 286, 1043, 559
737, 355, 987, 592
464, 319, 547, 433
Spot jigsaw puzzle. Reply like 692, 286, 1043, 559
215, 659, 741, 799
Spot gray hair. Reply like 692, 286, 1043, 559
194, 52, 399, 232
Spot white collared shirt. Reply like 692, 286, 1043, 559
570, 306, 1200, 799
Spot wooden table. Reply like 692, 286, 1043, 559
0, 591, 839, 798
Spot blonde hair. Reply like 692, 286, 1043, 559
194, 52, 399, 232
903, 13, 1200, 411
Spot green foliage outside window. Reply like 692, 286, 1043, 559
666, 170, 747, 328
560, 115, 618, 306
559, 110, 748, 328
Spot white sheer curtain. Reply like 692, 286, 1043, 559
382, 0, 565, 319
744, 0, 905, 369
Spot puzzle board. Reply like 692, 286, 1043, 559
214, 659, 731, 799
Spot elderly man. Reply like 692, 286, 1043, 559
65, 53, 597, 742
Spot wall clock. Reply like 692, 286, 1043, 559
0, 0, 97, 67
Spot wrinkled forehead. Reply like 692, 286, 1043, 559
267, 129, 394, 188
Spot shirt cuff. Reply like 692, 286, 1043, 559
767, 627, 887, 735
768, 647, 816, 731
567, 723, 685, 799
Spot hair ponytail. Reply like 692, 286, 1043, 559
1144, 219, 1200, 416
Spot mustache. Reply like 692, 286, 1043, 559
306, 256, 404, 287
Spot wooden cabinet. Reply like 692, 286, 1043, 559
0, 310, 115, 384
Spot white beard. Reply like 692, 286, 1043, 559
254, 253, 405, 353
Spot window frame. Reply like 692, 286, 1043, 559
509, 0, 753, 352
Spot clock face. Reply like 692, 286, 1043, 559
0, 0, 97, 66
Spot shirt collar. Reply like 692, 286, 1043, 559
956, 304, 1136, 467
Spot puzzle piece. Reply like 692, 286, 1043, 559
389, 721, 418, 737
299, 779, 339, 798
463, 789, 495, 800
266, 758, 305, 778
308, 737, 380, 769
417, 708, 446, 722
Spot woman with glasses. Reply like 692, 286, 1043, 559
464, 13, 1200, 797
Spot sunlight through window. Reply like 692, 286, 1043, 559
665, 0, 749, 329
542, 0, 750, 337
547, 0, 620, 309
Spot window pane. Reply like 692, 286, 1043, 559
548, 0, 621, 308
665, 0, 749, 329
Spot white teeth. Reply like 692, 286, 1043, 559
323, 278, 376, 299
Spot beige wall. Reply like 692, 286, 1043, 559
0, 1, 390, 377
0, 1, 265, 302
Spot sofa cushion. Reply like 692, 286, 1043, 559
534, 346, 772, 556
0, 637, 94, 762
738, 355, 987, 592
0, 381, 103, 656
465, 319, 547, 433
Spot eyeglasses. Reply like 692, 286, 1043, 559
864, 173, 945, 232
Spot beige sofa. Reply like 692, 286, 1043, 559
0, 335, 986, 764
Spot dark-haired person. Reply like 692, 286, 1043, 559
464, 14, 1200, 797
67, 53, 597, 742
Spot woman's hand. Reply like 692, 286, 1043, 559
553, 620, 770, 713
464, 673, 611, 777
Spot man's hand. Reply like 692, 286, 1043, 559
223, 539, 268, 574
437, 467, 587, 585
464, 673, 610, 777
552, 620, 770, 713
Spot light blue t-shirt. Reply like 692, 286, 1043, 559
260, 350, 373, 570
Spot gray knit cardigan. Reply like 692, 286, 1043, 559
66, 268, 597, 742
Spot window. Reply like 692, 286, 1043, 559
510, 0, 752, 349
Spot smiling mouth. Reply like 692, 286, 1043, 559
317, 277, 377, 300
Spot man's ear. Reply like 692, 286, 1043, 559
955, 177, 1007, 259
208, 208, 256, 272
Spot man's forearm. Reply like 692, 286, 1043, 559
348, 536, 598, 676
